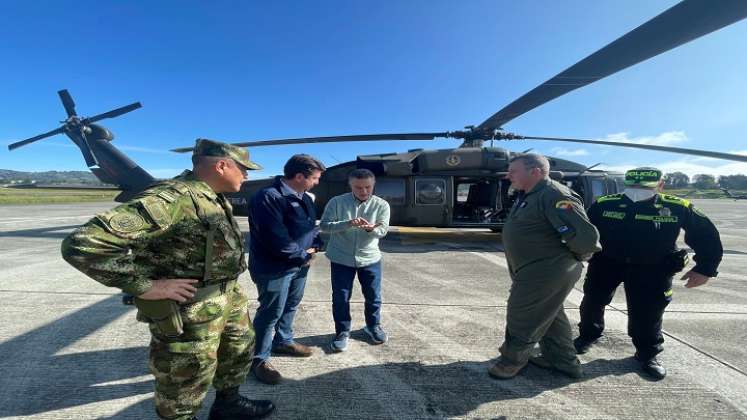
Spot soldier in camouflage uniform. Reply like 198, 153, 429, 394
61, 139, 275, 420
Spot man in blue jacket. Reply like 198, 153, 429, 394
248, 154, 325, 385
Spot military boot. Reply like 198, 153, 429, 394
638, 356, 666, 380
573, 335, 599, 354
208, 387, 275, 420
529, 355, 583, 379
488, 357, 527, 380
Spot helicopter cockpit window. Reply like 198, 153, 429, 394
591, 179, 606, 200
374, 179, 406, 205
416, 179, 446, 205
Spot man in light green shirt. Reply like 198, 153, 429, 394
320, 169, 391, 352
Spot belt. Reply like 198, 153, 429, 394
184, 279, 237, 304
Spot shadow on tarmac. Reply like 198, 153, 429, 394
254, 356, 636, 418
0, 296, 654, 419
0, 295, 153, 418
0, 224, 80, 239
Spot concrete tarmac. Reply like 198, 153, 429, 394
0, 200, 745, 419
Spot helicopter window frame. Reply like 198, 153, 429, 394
374, 178, 406, 206
415, 178, 447, 206
590, 178, 607, 200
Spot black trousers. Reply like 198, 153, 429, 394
578, 257, 674, 361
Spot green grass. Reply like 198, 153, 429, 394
664, 188, 746, 199
0, 187, 119, 205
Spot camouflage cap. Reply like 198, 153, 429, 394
193, 138, 262, 170
624, 167, 662, 188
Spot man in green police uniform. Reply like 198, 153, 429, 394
489, 153, 601, 380
61, 139, 275, 420
575, 167, 722, 380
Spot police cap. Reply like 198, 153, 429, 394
624, 167, 662, 188
193, 138, 262, 170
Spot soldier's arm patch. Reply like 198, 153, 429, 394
109, 213, 146, 233
555, 200, 574, 211
140, 196, 172, 229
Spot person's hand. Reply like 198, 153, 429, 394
681, 270, 710, 288
138, 279, 199, 303
302, 248, 317, 267
350, 217, 371, 227
361, 222, 381, 232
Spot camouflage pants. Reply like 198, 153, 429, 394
149, 283, 255, 420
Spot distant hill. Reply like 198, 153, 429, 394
0, 169, 112, 186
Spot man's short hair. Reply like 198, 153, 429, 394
283, 154, 326, 179
509, 153, 550, 176
192, 155, 223, 167
348, 168, 375, 181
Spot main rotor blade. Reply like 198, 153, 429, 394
58, 89, 77, 117
7, 127, 65, 151
478, 0, 747, 131
86, 102, 142, 123
521, 135, 747, 163
170, 132, 449, 152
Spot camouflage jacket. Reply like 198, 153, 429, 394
61, 170, 246, 296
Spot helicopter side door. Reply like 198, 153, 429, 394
412, 176, 450, 226
575, 175, 609, 208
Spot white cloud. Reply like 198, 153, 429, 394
603, 131, 688, 146
599, 159, 747, 178
550, 147, 589, 157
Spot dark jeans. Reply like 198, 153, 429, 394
251, 266, 309, 361
331, 261, 382, 335
578, 257, 673, 361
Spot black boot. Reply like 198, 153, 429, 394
208, 387, 275, 420
573, 335, 599, 354
640, 357, 667, 380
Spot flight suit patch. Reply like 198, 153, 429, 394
109, 213, 145, 233
555, 200, 574, 211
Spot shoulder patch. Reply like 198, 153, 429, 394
596, 194, 623, 203
140, 196, 172, 229
555, 200, 574, 211
109, 212, 146, 233
156, 190, 178, 203
659, 193, 690, 207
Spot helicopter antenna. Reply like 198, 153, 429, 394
578, 162, 602, 175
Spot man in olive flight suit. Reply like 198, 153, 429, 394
575, 167, 722, 380
61, 139, 275, 420
489, 153, 601, 380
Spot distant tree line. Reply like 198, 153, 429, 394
0, 169, 111, 186
663, 172, 747, 190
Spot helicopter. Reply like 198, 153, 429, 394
721, 188, 747, 201
7, 0, 747, 231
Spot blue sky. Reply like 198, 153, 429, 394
1, 1, 746, 179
